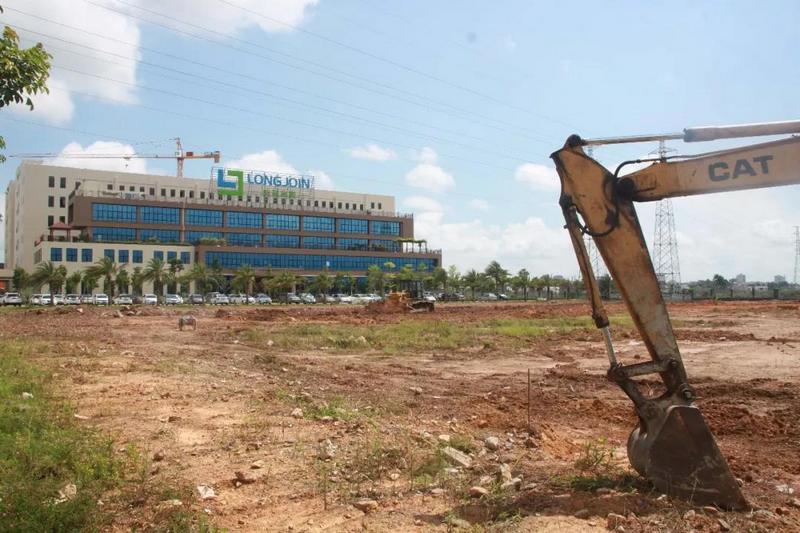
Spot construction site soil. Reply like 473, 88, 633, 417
2, 300, 799, 532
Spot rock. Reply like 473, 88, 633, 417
574, 508, 590, 519
76, 307, 84, 314
441, 446, 471, 468
388, 472, 400, 481
484, 436, 500, 451
702, 506, 719, 515
524, 436, 539, 448
317, 439, 336, 460
776, 483, 795, 494
353, 499, 378, 513
114, 310, 124, 318
501, 477, 522, 491
438, 434, 450, 444
266, 339, 274, 347
409, 386, 423, 395
447, 517, 472, 529
718, 518, 732, 531
498, 463, 512, 482
682, 510, 695, 520
21, 392, 34, 400
430, 488, 445, 496
521, 482, 538, 491
160, 499, 183, 508
468, 486, 488, 498
197, 485, 216, 500
775, 506, 788, 516
479, 475, 493, 486
476, 419, 488, 428
789, 498, 800, 509
235, 471, 256, 484
54, 483, 77, 504
753, 509, 777, 523
290, 407, 303, 419
167, 415, 180, 422
251, 460, 265, 469
152, 449, 165, 462
596, 487, 614, 496
607, 513, 626, 529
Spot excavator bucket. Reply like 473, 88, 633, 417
627, 405, 747, 510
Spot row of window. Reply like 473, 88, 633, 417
93, 226, 403, 251
205, 252, 436, 272
101, 183, 385, 211
48, 195, 67, 208
50, 247, 191, 265
90, 203, 401, 235
48, 176, 67, 189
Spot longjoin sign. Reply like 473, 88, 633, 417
213, 167, 315, 197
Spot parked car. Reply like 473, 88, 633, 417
80, 294, 94, 304
284, 292, 302, 304
439, 292, 465, 302
300, 293, 316, 304
206, 292, 229, 305
143, 293, 159, 305
65, 294, 81, 305
483, 293, 498, 301
52, 294, 65, 305
93, 294, 110, 306
423, 292, 437, 303
498, 293, 509, 301
188, 293, 205, 304
1, 292, 22, 305
366, 293, 382, 302
255, 293, 272, 304
350, 293, 370, 304
165, 294, 184, 305
113, 294, 133, 305
334, 293, 353, 304
31, 294, 52, 305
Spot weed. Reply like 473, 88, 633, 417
448, 434, 476, 454
556, 438, 637, 492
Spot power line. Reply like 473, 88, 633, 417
18, 33, 541, 165
77, 0, 558, 141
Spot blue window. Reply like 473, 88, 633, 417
303, 216, 335, 232
204, 252, 437, 272
185, 208, 223, 227
185, 231, 224, 244
133, 250, 143, 264
226, 233, 262, 247
370, 220, 401, 236
141, 206, 179, 225
154, 251, 164, 260
167, 251, 177, 261
140, 229, 180, 243
92, 203, 136, 222
338, 238, 368, 251
50, 247, 63, 261
370, 239, 401, 252
338, 219, 368, 234
266, 234, 300, 248
266, 214, 299, 230
81, 248, 93, 262
180, 251, 191, 265
303, 236, 335, 249
226, 211, 262, 228
118, 249, 129, 263
66, 248, 78, 262
104, 249, 114, 261
93, 227, 135, 242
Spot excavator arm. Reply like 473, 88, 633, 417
551, 120, 800, 510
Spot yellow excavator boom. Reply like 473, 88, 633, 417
551, 120, 800, 510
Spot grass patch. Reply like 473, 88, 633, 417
553, 437, 638, 493
239, 314, 635, 354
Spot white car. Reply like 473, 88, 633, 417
113, 294, 133, 305
206, 292, 229, 305
52, 294, 65, 305
165, 294, 184, 305
255, 293, 272, 304
143, 294, 158, 305
65, 294, 81, 305
93, 294, 109, 305
80, 294, 94, 304
1, 293, 22, 305
300, 293, 316, 304
423, 292, 437, 303
351, 293, 370, 304
31, 294, 52, 305
367, 293, 383, 302
334, 293, 353, 304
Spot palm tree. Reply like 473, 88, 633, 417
82, 274, 99, 295
232, 265, 256, 301
312, 272, 333, 301
12, 267, 29, 292
31, 261, 67, 302
274, 271, 299, 302
514, 268, 531, 300
166, 258, 184, 294
463, 269, 480, 300
65, 271, 82, 294
116, 267, 130, 294
342, 273, 354, 295
185, 263, 214, 294
484, 261, 509, 293
85, 257, 118, 297
143, 257, 167, 297
131, 267, 145, 296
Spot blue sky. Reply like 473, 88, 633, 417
2, 0, 799, 280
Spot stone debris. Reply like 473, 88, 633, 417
497, 463, 512, 482
789, 498, 800, 508
441, 446, 471, 468
409, 386, 423, 395
437, 434, 450, 444
152, 449, 165, 462
606, 513, 626, 530
21, 392, 33, 400
353, 499, 378, 513
290, 407, 303, 418
718, 518, 732, 531
250, 460, 265, 469
574, 508, 590, 519
235, 471, 256, 484
197, 485, 216, 500
54, 483, 77, 504
484, 436, 500, 451
317, 439, 336, 460
468, 486, 488, 498
501, 477, 522, 491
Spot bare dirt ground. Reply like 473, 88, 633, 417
3, 300, 800, 532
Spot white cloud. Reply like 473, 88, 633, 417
405, 148, 455, 193
514, 163, 560, 191
469, 198, 489, 211
47, 141, 150, 173
308, 169, 334, 189
402, 196, 443, 213
347, 144, 397, 162
4, 0, 317, 124
227, 150, 299, 174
